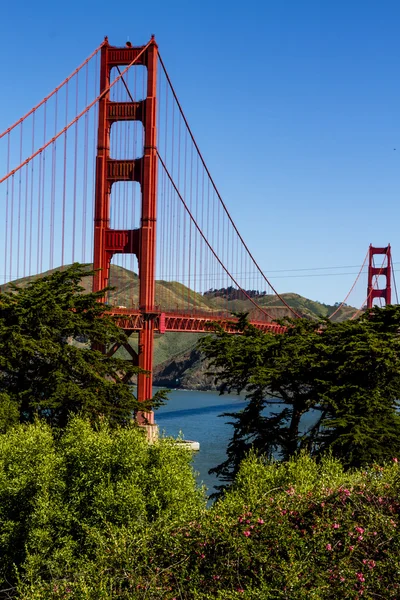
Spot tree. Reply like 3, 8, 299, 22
0, 264, 164, 429
199, 308, 400, 488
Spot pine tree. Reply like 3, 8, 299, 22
0, 264, 164, 429
199, 308, 400, 489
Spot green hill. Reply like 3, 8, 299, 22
3, 265, 357, 389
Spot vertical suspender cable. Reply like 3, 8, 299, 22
61, 82, 68, 266
72, 73, 79, 263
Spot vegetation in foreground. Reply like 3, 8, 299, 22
1, 266, 400, 598
0, 419, 399, 599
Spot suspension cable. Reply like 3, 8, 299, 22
350, 255, 387, 320
392, 255, 399, 304
157, 150, 276, 322
0, 41, 152, 185
328, 249, 369, 320
158, 53, 301, 319
0, 42, 105, 139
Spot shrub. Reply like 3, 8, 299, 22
3, 428, 400, 598
0, 417, 205, 597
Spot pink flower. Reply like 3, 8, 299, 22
349, 546, 355, 551
356, 572, 365, 582
332, 523, 340, 529
200, 554, 205, 559
355, 527, 364, 534
358, 536, 363, 541
258, 518, 265, 524
243, 530, 251, 537
286, 486, 295, 496
326, 543, 332, 551
237, 588, 244, 593
392, 457, 398, 463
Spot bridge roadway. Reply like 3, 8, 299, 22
108, 308, 287, 335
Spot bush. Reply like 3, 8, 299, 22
0, 417, 205, 598
3, 426, 400, 598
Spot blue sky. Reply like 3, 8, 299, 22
1, 0, 399, 306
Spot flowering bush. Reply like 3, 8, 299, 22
4, 423, 400, 599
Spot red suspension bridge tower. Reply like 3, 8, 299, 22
93, 37, 158, 424
367, 244, 392, 309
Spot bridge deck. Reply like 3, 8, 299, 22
109, 309, 286, 334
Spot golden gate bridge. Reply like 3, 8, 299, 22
0, 37, 396, 427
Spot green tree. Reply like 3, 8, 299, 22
0, 264, 164, 429
199, 308, 400, 487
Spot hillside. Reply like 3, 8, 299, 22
3, 265, 357, 390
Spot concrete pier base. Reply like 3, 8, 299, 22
175, 439, 200, 451
140, 423, 159, 444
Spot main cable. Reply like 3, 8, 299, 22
350, 255, 387, 320
328, 249, 369, 320
0, 42, 104, 139
157, 150, 276, 322
158, 53, 301, 319
0, 40, 152, 185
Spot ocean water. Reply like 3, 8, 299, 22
155, 389, 246, 494
155, 389, 319, 496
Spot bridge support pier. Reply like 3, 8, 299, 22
140, 423, 159, 443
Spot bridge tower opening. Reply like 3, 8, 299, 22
93, 37, 158, 428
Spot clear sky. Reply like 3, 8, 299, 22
1, 0, 399, 306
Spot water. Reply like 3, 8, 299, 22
155, 389, 319, 496
155, 389, 246, 494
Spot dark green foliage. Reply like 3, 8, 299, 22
199, 307, 400, 487
0, 264, 164, 428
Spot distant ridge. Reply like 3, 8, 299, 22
2, 264, 356, 323
3, 265, 356, 390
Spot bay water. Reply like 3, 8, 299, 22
155, 389, 246, 494
155, 389, 319, 496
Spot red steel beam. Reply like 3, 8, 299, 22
109, 309, 287, 335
